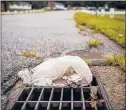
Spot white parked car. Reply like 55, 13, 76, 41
53, 3, 65, 10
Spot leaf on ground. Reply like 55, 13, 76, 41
91, 86, 98, 100
91, 101, 97, 108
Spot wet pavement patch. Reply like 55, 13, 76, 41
66, 51, 107, 66
66, 51, 104, 59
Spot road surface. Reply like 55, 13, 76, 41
1, 11, 90, 109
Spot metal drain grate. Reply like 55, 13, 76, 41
11, 74, 112, 110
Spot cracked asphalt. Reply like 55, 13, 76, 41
1, 11, 90, 109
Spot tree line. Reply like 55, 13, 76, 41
2, 1, 126, 10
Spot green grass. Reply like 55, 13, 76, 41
74, 12, 125, 47
88, 39, 103, 47
105, 55, 125, 66
105, 55, 125, 71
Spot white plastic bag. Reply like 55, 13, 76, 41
18, 56, 93, 86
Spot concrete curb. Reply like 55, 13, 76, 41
91, 59, 107, 66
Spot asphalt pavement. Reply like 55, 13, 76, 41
1, 11, 90, 109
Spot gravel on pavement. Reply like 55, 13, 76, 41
2, 11, 90, 110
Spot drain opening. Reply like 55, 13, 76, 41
97, 88, 103, 100
50, 102, 60, 110
28, 88, 42, 101
37, 102, 48, 110
73, 102, 83, 110
63, 88, 71, 101
62, 102, 71, 110
12, 102, 23, 110
73, 88, 81, 101
24, 102, 36, 110
97, 102, 107, 110
52, 88, 61, 101
91, 77, 98, 86
83, 88, 91, 101
41, 88, 52, 101
18, 88, 31, 101
83, 88, 103, 101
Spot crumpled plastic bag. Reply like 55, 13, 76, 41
18, 55, 93, 86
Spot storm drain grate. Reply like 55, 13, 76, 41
11, 74, 112, 110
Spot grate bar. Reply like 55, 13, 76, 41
47, 88, 54, 110
81, 87, 86, 110
34, 87, 44, 110
89, 83, 92, 87
21, 87, 34, 110
59, 88, 63, 110
26, 88, 34, 101
71, 88, 73, 110
38, 87, 44, 101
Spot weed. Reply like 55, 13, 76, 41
21, 52, 44, 62
88, 39, 103, 47
105, 55, 125, 66
85, 59, 92, 65
22, 52, 37, 58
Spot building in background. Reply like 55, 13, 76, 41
48, 2, 65, 10
1, 1, 9, 12
1, 2, 32, 11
